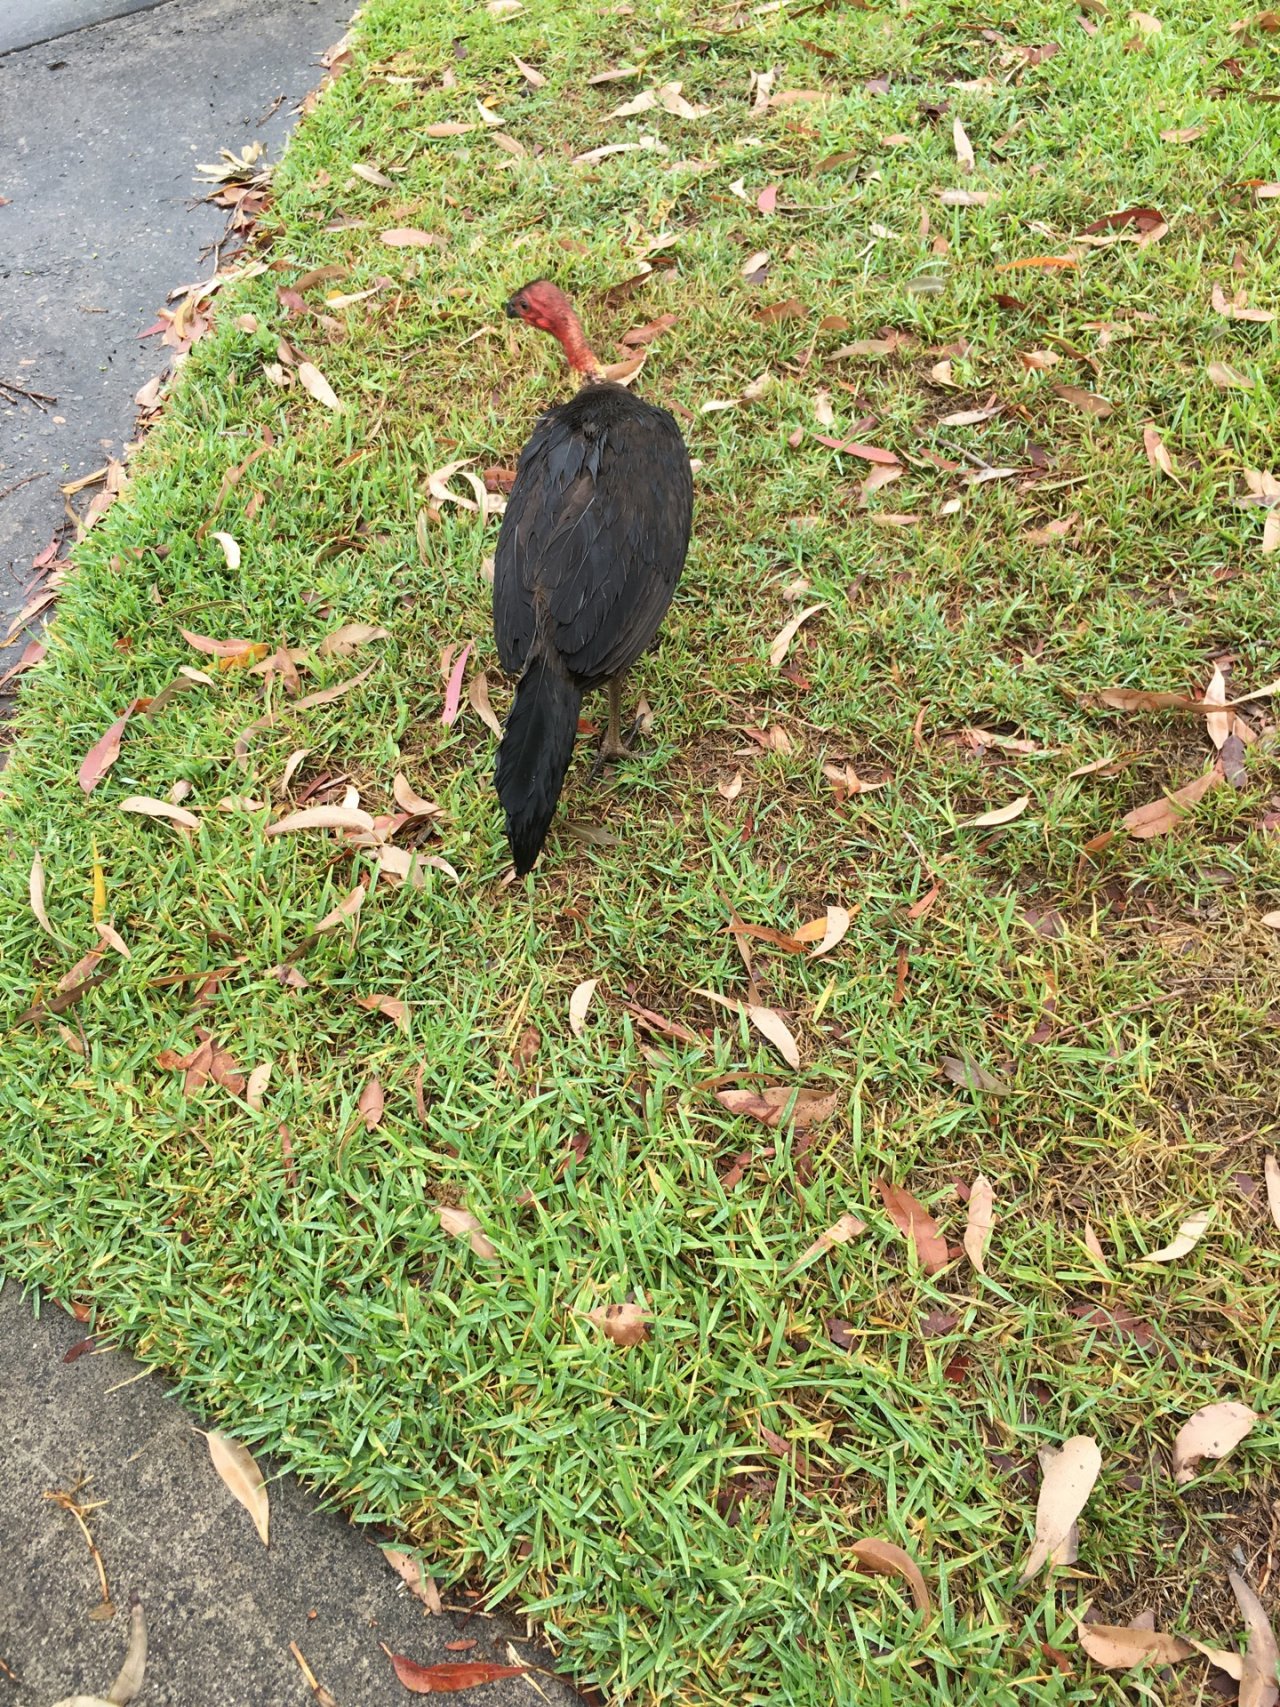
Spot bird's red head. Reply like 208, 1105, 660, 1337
505, 278, 601, 380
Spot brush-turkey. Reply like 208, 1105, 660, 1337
492, 279, 693, 877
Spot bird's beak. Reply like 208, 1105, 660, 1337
504, 298, 520, 319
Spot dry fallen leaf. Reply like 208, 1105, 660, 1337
568, 978, 599, 1037
356, 993, 409, 1032
1053, 384, 1114, 418
741, 249, 770, 279
468, 670, 503, 738
312, 885, 365, 935
1203, 663, 1232, 751
245, 1062, 271, 1112
793, 905, 851, 959
877, 1180, 948, 1274
317, 622, 389, 657
211, 531, 241, 571
768, 603, 825, 668
1229, 1569, 1280, 1707
1135, 1208, 1213, 1264
392, 774, 441, 818
265, 805, 375, 837
29, 849, 58, 940
1077, 1624, 1196, 1669
297, 361, 342, 410
380, 226, 445, 246
382, 1651, 527, 1695
952, 116, 975, 173
1018, 1436, 1102, 1582
791, 1211, 867, 1269
1266, 1155, 1280, 1231
382, 1549, 444, 1614
118, 795, 200, 831
713, 1085, 837, 1130
1208, 361, 1253, 390
586, 1301, 649, 1348
359, 1077, 385, 1132
698, 988, 800, 1069
206, 1431, 270, 1545
1123, 765, 1222, 839
849, 1537, 932, 1614
1172, 1401, 1258, 1485
437, 1206, 497, 1260
963, 1174, 994, 1274
78, 702, 141, 794
1143, 424, 1174, 475
959, 795, 1029, 828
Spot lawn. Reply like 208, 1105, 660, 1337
3, 0, 1280, 1700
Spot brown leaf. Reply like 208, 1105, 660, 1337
78, 702, 141, 793
621, 313, 678, 347
1161, 124, 1205, 142
586, 1302, 649, 1348
1208, 361, 1253, 390
159, 1030, 246, 1096
1143, 424, 1174, 474
1053, 384, 1113, 418
392, 774, 442, 818
1077, 1624, 1196, 1669
877, 1180, 948, 1273
380, 226, 446, 247
266, 805, 375, 837
1019, 1436, 1102, 1582
754, 297, 807, 324
292, 663, 378, 711
312, 885, 365, 935
768, 602, 825, 667
849, 1537, 932, 1614
715, 1084, 837, 1131
118, 795, 200, 831
793, 905, 851, 958
206, 1431, 269, 1545
1024, 516, 1076, 546
791, 1211, 867, 1269
512, 55, 546, 86
317, 622, 389, 657
297, 361, 342, 410
1228, 1570, 1280, 1707
1123, 764, 1222, 838
1135, 1207, 1213, 1263
437, 1206, 497, 1260
1203, 663, 1232, 751
941, 1056, 1012, 1095
963, 1174, 994, 1274
382, 1550, 443, 1614
1080, 204, 1166, 235
1172, 1401, 1258, 1485
382, 1651, 527, 1694
994, 255, 1079, 272
697, 989, 800, 1068
813, 435, 900, 465
952, 116, 975, 172
357, 993, 409, 1032
468, 670, 503, 738
359, 1078, 385, 1132
245, 1062, 271, 1111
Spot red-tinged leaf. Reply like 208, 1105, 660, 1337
1053, 384, 1113, 418
620, 313, 678, 347
1143, 424, 1174, 474
906, 881, 940, 920
78, 701, 142, 793
813, 435, 901, 465
877, 1179, 949, 1273
754, 296, 807, 324
441, 642, 472, 727
757, 184, 777, 213
181, 627, 261, 658
1081, 205, 1165, 234
1123, 764, 1222, 838
994, 255, 1079, 272
438, 1205, 497, 1259
381, 1649, 528, 1694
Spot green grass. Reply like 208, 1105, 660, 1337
3, 0, 1280, 1700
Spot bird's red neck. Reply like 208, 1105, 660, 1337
557, 311, 603, 384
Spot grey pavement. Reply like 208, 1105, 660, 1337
0, 0, 347, 677
0, 0, 173, 57
0, 1282, 579, 1705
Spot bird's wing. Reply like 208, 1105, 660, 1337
542, 406, 693, 682
492, 407, 565, 674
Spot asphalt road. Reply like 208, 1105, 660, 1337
0, 0, 345, 680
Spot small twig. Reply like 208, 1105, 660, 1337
0, 471, 45, 504
0, 379, 56, 409
0, 1654, 18, 1682
44, 1482, 113, 1613
935, 437, 993, 471
290, 1641, 338, 1707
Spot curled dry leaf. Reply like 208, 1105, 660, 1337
441, 642, 472, 726
586, 1301, 650, 1348
438, 1206, 497, 1260
356, 993, 409, 1032
78, 702, 141, 794
1018, 1435, 1101, 1583
1228, 1569, 1280, 1707
568, 978, 599, 1037
382, 1548, 443, 1613
212, 531, 241, 570
1172, 1401, 1258, 1484
877, 1180, 948, 1273
392, 774, 441, 818
1124, 765, 1222, 839
1136, 1207, 1213, 1264
1208, 361, 1253, 390
206, 1431, 270, 1545
1077, 1624, 1195, 1670
1143, 424, 1174, 475
793, 905, 851, 958
297, 361, 342, 410
118, 795, 200, 831
959, 795, 1029, 828
1053, 384, 1114, 418
717, 771, 743, 801
849, 1537, 932, 1615
29, 849, 58, 940
768, 602, 825, 668
791, 1211, 866, 1270
468, 671, 503, 737
266, 805, 375, 836
963, 1173, 994, 1274
1203, 663, 1231, 751
312, 885, 365, 935
952, 115, 975, 173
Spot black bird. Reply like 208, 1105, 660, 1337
492, 279, 693, 876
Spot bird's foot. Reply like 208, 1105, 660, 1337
589, 737, 631, 782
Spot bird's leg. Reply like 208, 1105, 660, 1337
588, 673, 633, 780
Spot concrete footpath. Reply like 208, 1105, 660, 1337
0, 5, 583, 1701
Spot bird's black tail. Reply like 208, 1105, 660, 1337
495, 650, 582, 876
